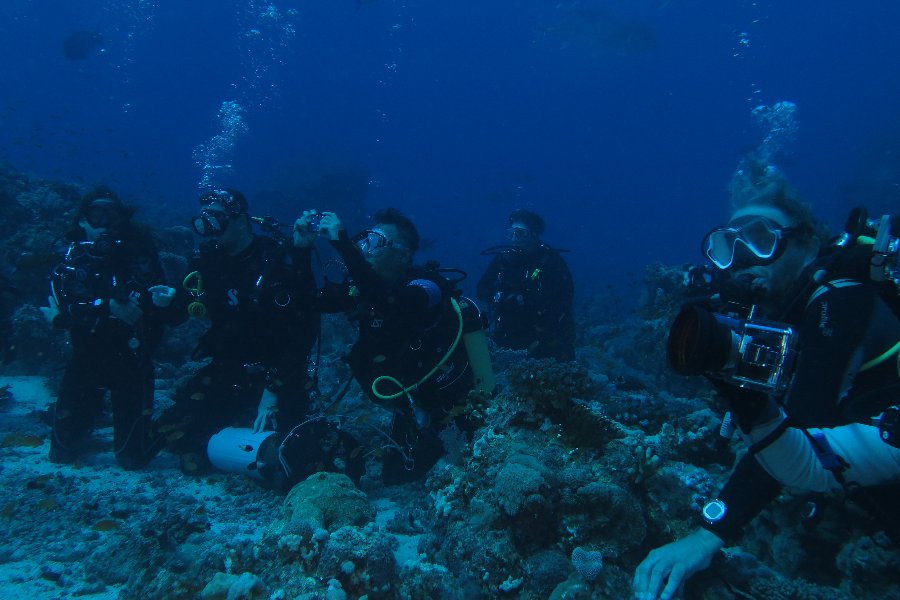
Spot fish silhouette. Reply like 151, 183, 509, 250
62, 30, 103, 60
542, 9, 657, 55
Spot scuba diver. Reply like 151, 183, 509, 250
307, 207, 495, 485
476, 208, 575, 362
40, 186, 173, 470
154, 189, 363, 487
634, 158, 900, 600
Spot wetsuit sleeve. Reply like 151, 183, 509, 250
703, 281, 877, 544
476, 255, 503, 303
289, 245, 358, 314
700, 454, 784, 544
51, 295, 108, 330
786, 282, 877, 427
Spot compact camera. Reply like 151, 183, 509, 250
667, 304, 798, 395
308, 214, 324, 232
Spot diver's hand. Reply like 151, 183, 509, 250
318, 212, 344, 241
40, 296, 60, 325
149, 286, 176, 308
633, 528, 724, 600
110, 292, 143, 325
293, 210, 319, 248
253, 389, 278, 434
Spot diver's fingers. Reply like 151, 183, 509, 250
659, 564, 687, 600
645, 560, 672, 600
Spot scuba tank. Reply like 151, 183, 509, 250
458, 297, 496, 394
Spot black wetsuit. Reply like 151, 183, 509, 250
476, 244, 575, 362
702, 265, 900, 544
48, 226, 168, 469
158, 235, 363, 483
329, 230, 479, 484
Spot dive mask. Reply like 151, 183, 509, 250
353, 230, 407, 254
702, 215, 806, 270
505, 227, 531, 242
192, 208, 230, 238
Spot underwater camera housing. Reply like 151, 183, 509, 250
667, 304, 798, 395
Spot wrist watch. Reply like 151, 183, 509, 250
702, 499, 727, 524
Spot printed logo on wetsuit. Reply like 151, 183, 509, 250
819, 301, 833, 337
371, 319, 383, 328
227, 289, 239, 306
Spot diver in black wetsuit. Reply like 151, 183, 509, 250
634, 160, 900, 600
476, 209, 575, 362
156, 190, 363, 485
305, 207, 494, 485
40, 186, 172, 470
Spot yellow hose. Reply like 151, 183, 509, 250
372, 298, 464, 401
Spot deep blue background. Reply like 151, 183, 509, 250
2, 0, 900, 301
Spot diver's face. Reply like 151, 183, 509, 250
365, 224, 412, 280
508, 221, 540, 253
201, 202, 236, 239
726, 206, 818, 304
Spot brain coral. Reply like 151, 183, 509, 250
570, 547, 604, 582
284, 472, 375, 531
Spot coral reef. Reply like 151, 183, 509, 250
0, 166, 898, 600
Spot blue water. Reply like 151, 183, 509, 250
3, 0, 900, 299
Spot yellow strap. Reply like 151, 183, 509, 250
372, 298, 465, 401
183, 271, 203, 295
860, 339, 900, 372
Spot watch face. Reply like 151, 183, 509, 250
703, 500, 726, 523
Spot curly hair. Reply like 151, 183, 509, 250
374, 207, 420, 252
508, 208, 545, 236
729, 156, 829, 243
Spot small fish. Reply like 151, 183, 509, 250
441, 406, 466, 423
167, 431, 185, 441
158, 424, 177, 433
1, 503, 14, 519
190, 393, 205, 401
195, 506, 205, 515
317, 472, 327, 481
349, 446, 362, 459
38, 498, 59, 510
528, 341, 541, 352
354, 413, 371, 424
93, 520, 120, 531
110, 510, 132, 519
19, 436, 43, 448
373, 355, 387, 363
325, 402, 341, 416
206, 477, 221, 485
304, 380, 314, 390
142, 409, 154, 416
373, 448, 384, 457
56, 409, 71, 419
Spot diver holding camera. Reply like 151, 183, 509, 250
634, 158, 900, 600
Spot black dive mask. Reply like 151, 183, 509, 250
192, 208, 230, 238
